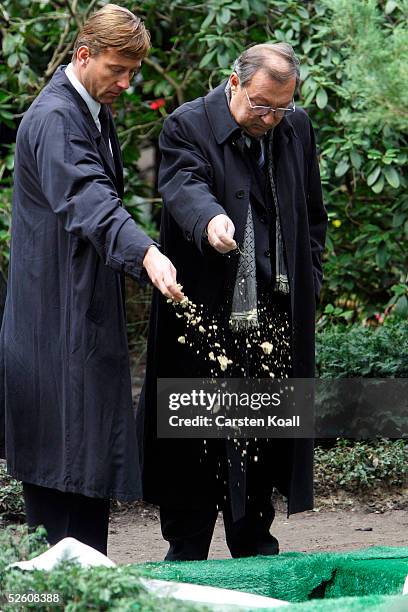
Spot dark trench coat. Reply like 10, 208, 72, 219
0, 66, 154, 500
138, 81, 328, 518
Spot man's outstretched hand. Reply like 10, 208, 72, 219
143, 246, 184, 301
207, 214, 237, 254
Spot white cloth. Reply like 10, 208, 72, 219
7, 537, 115, 570
140, 578, 289, 609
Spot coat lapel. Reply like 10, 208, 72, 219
51, 68, 123, 196
224, 135, 250, 247
95, 105, 122, 195
274, 124, 299, 292
106, 109, 124, 199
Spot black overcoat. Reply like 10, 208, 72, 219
0, 66, 154, 500
138, 81, 328, 518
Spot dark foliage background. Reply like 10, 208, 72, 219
1, 0, 407, 328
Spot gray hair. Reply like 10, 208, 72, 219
232, 43, 300, 88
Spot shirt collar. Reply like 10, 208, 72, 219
224, 81, 265, 150
65, 63, 101, 127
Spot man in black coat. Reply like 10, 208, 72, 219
0, 4, 183, 555
138, 43, 328, 561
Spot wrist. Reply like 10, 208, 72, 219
143, 244, 159, 266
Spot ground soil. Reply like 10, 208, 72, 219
107, 493, 408, 565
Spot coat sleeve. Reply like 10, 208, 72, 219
158, 112, 226, 252
32, 107, 155, 282
305, 119, 328, 300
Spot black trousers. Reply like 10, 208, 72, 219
160, 503, 278, 561
23, 482, 110, 555
160, 440, 279, 562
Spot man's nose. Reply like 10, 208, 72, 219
116, 74, 130, 90
261, 111, 280, 128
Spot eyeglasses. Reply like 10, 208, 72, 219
244, 87, 295, 117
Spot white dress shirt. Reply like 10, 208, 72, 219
65, 63, 101, 130
65, 63, 113, 155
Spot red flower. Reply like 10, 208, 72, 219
149, 98, 165, 110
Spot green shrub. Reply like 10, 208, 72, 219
315, 320, 407, 439
315, 438, 408, 495
316, 319, 408, 378
0, 461, 25, 523
0, 527, 208, 611
0, 525, 48, 574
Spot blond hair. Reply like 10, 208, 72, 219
72, 3, 150, 61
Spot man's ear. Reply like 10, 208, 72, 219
76, 45, 90, 66
230, 72, 240, 92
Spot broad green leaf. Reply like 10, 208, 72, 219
199, 48, 217, 68
371, 174, 384, 194
220, 8, 231, 24
2, 34, 16, 56
350, 150, 362, 170
367, 149, 382, 160
302, 39, 312, 54
340, 310, 354, 321
375, 241, 387, 268
366, 166, 381, 186
299, 64, 309, 81
5, 154, 14, 171
391, 283, 408, 297
301, 76, 317, 96
394, 296, 408, 316
335, 160, 349, 177
200, 11, 215, 31
385, 0, 397, 14
7, 53, 18, 69
392, 212, 406, 228
297, 6, 309, 19
0, 110, 14, 120
217, 49, 230, 69
383, 166, 400, 189
316, 88, 328, 109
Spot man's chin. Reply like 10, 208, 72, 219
246, 126, 267, 137
99, 93, 120, 104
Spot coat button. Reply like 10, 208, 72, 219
259, 216, 267, 224
185, 231, 192, 241
264, 250, 270, 257
235, 190, 245, 199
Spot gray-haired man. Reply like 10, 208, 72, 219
138, 43, 328, 560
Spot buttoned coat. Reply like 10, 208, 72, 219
138, 81, 328, 518
0, 66, 154, 500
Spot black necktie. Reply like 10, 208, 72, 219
98, 105, 111, 152
249, 138, 265, 169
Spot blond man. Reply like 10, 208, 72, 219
0, 4, 182, 554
